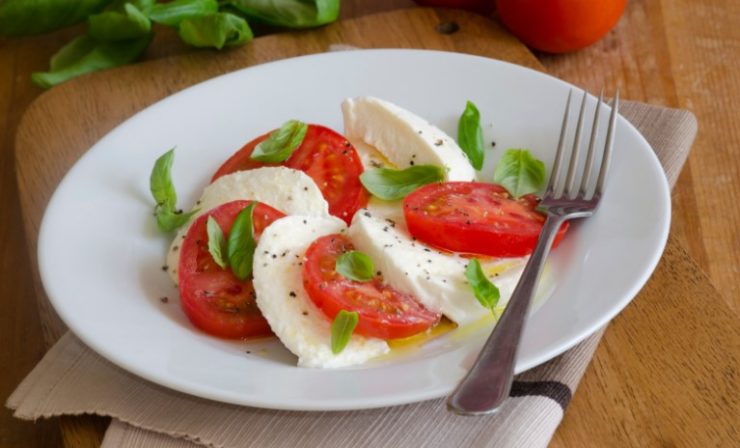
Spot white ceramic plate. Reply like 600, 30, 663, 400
38, 49, 670, 411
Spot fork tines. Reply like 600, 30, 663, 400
547, 88, 620, 202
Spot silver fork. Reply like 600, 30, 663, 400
447, 88, 620, 415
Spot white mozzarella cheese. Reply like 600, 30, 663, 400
342, 96, 476, 181
197, 167, 329, 219
167, 167, 329, 283
253, 215, 389, 368
348, 209, 526, 325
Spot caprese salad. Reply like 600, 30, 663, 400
149, 96, 566, 368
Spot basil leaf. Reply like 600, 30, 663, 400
224, 0, 339, 28
31, 34, 151, 88
250, 120, 308, 163
88, 3, 151, 41
335, 251, 374, 282
457, 100, 485, 170
149, 148, 197, 232
156, 207, 198, 233
227, 202, 257, 281
49, 35, 98, 72
465, 259, 500, 312
145, 0, 218, 27
150, 148, 178, 209
331, 310, 359, 354
0, 0, 113, 37
492, 149, 546, 198
178, 12, 253, 49
360, 165, 446, 201
206, 216, 228, 269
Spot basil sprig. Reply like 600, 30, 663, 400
178, 12, 253, 49
206, 216, 228, 269
227, 202, 257, 280
250, 120, 308, 163
465, 259, 500, 313
149, 148, 198, 232
331, 310, 359, 354
457, 101, 485, 170
336, 251, 374, 282
360, 165, 446, 201
493, 149, 546, 198
10, 0, 340, 88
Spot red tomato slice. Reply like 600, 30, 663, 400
211, 124, 368, 224
302, 234, 440, 340
178, 200, 285, 339
403, 182, 568, 258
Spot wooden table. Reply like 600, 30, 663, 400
1, 1, 738, 447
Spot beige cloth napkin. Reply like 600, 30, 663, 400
7, 101, 696, 448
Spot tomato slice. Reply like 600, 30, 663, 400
178, 200, 285, 339
302, 234, 440, 340
403, 182, 568, 258
212, 124, 368, 224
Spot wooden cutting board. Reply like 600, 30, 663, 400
15, 8, 541, 346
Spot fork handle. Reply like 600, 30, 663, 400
447, 214, 568, 415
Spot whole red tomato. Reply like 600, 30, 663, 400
496, 0, 627, 53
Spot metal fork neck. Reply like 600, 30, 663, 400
447, 214, 568, 415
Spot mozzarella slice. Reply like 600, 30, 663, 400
167, 167, 329, 283
253, 215, 389, 368
342, 96, 476, 181
348, 209, 526, 325
198, 167, 329, 218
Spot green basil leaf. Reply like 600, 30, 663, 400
31, 33, 151, 88
178, 12, 253, 49
0, 0, 113, 37
149, 148, 197, 232
224, 0, 339, 28
457, 100, 485, 170
227, 202, 257, 281
465, 259, 500, 312
250, 120, 308, 163
156, 207, 198, 233
145, 0, 218, 27
149, 148, 178, 209
206, 216, 228, 269
492, 149, 546, 198
88, 3, 151, 41
335, 251, 374, 282
49, 35, 99, 72
360, 165, 446, 201
331, 310, 359, 354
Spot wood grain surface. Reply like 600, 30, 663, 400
1, 1, 738, 447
